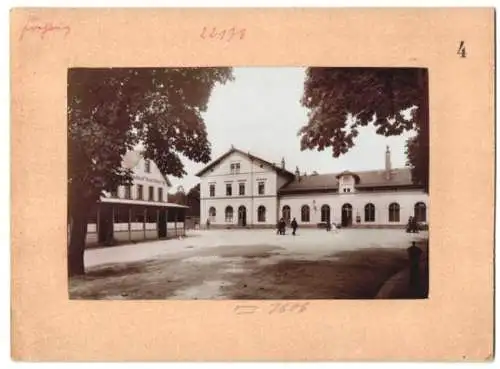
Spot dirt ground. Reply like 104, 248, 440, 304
69, 242, 427, 300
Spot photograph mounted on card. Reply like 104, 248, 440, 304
67, 66, 429, 301
11, 8, 494, 361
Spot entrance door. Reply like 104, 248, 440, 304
158, 209, 167, 238
341, 203, 353, 227
321, 205, 331, 224
238, 206, 247, 227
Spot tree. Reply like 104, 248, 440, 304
68, 68, 233, 276
167, 184, 200, 217
186, 183, 201, 217
298, 68, 429, 192
168, 188, 186, 206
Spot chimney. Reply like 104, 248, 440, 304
281, 157, 285, 169
385, 145, 392, 180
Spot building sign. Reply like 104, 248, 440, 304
133, 175, 166, 186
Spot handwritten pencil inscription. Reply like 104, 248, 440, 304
200, 26, 246, 42
234, 302, 310, 315
234, 305, 260, 315
19, 16, 71, 41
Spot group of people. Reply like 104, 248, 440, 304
276, 217, 299, 236
406, 216, 420, 233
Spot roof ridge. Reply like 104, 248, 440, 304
314, 167, 409, 176
195, 146, 296, 177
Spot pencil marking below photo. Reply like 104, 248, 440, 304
67, 67, 429, 300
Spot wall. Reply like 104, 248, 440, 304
201, 196, 277, 227
279, 189, 428, 227
199, 151, 283, 226
200, 151, 280, 198
104, 154, 171, 202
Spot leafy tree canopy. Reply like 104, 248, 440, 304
298, 67, 429, 192
67, 67, 233, 275
68, 67, 233, 203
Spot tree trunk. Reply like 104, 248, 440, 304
68, 203, 90, 277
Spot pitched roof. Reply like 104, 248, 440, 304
121, 150, 172, 187
279, 168, 416, 194
195, 146, 296, 178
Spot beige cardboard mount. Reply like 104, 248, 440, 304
11, 8, 494, 361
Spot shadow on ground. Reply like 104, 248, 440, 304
225, 248, 416, 299
69, 243, 428, 300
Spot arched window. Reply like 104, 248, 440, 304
258, 206, 266, 222
321, 205, 330, 223
388, 203, 400, 222
364, 203, 375, 222
414, 202, 426, 222
209, 207, 216, 222
225, 206, 233, 222
301, 205, 310, 222
282, 205, 291, 223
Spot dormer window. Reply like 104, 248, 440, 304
230, 162, 241, 174
144, 159, 151, 173
336, 171, 360, 194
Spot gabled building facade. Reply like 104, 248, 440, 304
84, 151, 188, 246
197, 146, 429, 229
196, 147, 295, 228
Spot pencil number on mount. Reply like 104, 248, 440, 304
457, 41, 466, 58
200, 26, 246, 41
268, 302, 310, 314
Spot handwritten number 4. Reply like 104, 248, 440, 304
457, 41, 467, 58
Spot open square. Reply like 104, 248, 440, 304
70, 228, 428, 300
67, 67, 430, 300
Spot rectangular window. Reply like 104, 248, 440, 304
226, 183, 232, 196
148, 186, 154, 201
144, 160, 151, 173
239, 183, 245, 196
158, 188, 163, 202
125, 185, 132, 199
258, 181, 265, 195
137, 184, 143, 200
230, 162, 241, 174
111, 188, 118, 198
209, 184, 215, 197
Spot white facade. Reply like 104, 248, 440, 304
198, 149, 292, 227
280, 190, 428, 227
197, 147, 429, 229
84, 151, 187, 244
104, 150, 171, 202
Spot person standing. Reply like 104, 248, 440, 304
407, 241, 423, 297
411, 216, 419, 233
279, 218, 286, 235
291, 217, 298, 236
406, 217, 412, 233
206, 218, 211, 230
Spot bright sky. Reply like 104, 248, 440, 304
169, 67, 416, 193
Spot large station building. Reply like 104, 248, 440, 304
196, 146, 428, 229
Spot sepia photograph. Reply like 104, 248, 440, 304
68, 67, 429, 300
